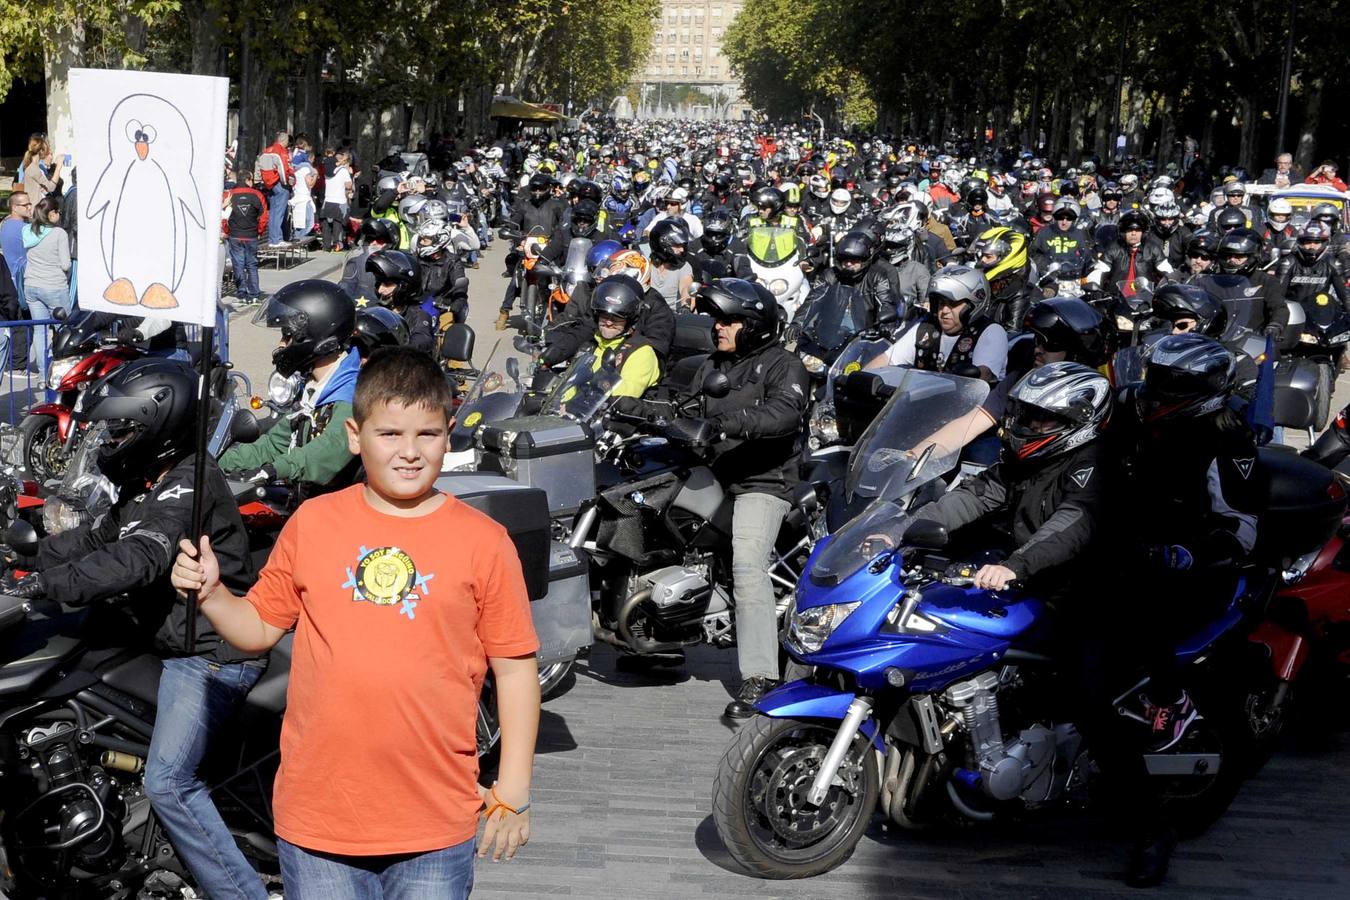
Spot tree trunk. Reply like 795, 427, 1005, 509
1067, 94, 1085, 166
190, 0, 224, 76
301, 48, 323, 140
44, 17, 85, 162
1047, 84, 1063, 164
1091, 95, 1108, 160
238, 23, 265, 167
1126, 81, 1147, 156
1295, 76, 1323, 174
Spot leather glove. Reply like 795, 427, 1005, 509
248, 464, 278, 484
1143, 544, 1194, 572
538, 344, 569, 367
7, 573, 46, 600
714, 412, 745, 440
1263, 324, 1284, 341
610, 396, 648, 418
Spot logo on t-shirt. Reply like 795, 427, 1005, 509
341, 545, 435, 620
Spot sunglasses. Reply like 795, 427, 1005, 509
1188, 252, 1214, 260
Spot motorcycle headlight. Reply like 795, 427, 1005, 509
786, 600, 860, 655
801, 354, 826, 375
268, 371, 304, 406
768, 278, 790, 297
1330, 331, 1350, 345
47, 357, 77, 391
1115, 314, 1134, 331
1299, 331, 1320, 345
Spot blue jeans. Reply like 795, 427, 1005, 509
227, 238, 260, 298
278, 837, 475, 900
145, 656, 269, 900
268, 183, 290, 244
25, 283, 69, 373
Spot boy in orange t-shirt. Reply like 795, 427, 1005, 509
173, 346, 540, 898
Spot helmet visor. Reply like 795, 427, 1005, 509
252, 295, 308, 336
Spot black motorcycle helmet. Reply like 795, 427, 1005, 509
864, 161, 883, 181
1152, 283, 1227, 337
360, 216, 400, 247
711, 172, 733, 196
834, 230, 877, 283
590, 274, 643, 330
830, 172, 850, 191
1117, 208, 1149, 236
527, 172, 553, 200
1140, 333, 1236, 423
648, 217, 691, 264
1310, 202, 1340, 232
1214, 207, 1247, 233
1187, 228, 1219, 261
1101, 182, 1123, 203
701, 208, 735, 254
353, 306, 410, 357
1296, 220, 1331, 265
1001, 362, 1112, 464
571, 199, 600, 233
676, 176, 696, 195
695, 278, 779, 354
574, 179, 603, 205
365, 249, 423, 309
75, 357, 199, 483
751, 185, 785, 219
255, 279, 357, 376
963, 185, 988, 209
1216, 228, 1261, 275
1023, 297, 1113, 366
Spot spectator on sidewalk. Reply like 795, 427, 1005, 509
259, 131, 295, 247
1, 191, 32, 292
22, 136, 64, 200
22, 195, 72, 373
291, 135, 318, 241
223, 171, 269, 306
0, 255, 19, 368
321, 151, 355, 252
61, 170, 79, 306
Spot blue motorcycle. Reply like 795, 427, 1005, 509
711, 370, 1343, 878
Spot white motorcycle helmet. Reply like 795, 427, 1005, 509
828, 189, 852, 215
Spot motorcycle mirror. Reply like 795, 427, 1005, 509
512, 336, 534, 355
702, 371, 732, 399
229, 409, 261, 445
506, 357, 520, 383
5, 519, 39, 557
903, 518, 948, 550
875, 310, 899, 326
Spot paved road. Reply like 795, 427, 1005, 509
235, 242, 1350, 898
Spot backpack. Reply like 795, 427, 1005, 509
256, 151, 283, 189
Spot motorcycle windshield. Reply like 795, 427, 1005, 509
808, 498, 914, 587
844, 370, 990, 502
44, 421, 119, 534
563, 237, 593, 291
827, 335, 891, 394
1303, 294, 1341, 328
800, 282, 872, 355
1115, 277, 1154, 311
746, 225, 802, 266
450, 340, 525, 451
542, 351, 622, 423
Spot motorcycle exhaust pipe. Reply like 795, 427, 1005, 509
806, 696, 874, 806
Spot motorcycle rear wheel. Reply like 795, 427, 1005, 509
712, 715, 878, 879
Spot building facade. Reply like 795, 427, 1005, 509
633, 2, 750, 120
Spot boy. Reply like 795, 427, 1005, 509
173, 347, 540, 898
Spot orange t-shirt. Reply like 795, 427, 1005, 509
247, 485, 538, 855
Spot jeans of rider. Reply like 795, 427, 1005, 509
277, 836, 475, 900
227, 237, 261, 299
732, 492, 792, 681
145, 656, 269, 900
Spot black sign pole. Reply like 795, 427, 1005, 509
184, 324, 216, 653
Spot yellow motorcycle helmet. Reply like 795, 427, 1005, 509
972, 226, 1028, 284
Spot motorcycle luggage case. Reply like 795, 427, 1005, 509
1272, 357, 1322, 429
532, 542, 592, 666
1250, 447, 1349, 561
477, 416, 596, 516
436, 472, 551, 600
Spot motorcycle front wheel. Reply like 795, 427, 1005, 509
18, 413, 66, 483
712, 715, 879, 879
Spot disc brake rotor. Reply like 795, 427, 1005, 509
750, 740, 857, 847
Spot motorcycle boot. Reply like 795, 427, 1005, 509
724, 676, 778, 720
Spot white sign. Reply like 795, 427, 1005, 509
71, 69, 228, 328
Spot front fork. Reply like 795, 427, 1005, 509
806, 696, 874, 805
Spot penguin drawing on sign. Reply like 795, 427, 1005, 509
86, 93, 205, 310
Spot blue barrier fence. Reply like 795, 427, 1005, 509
0, 317, 229, 429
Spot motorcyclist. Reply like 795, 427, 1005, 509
1092, 182, 1124, 227
4, 358, 266, 900
973, 226, 1037, 331
352, 304, 409, 358
1027, 191, 1057, 236
623, 279, 809, 719
1259, 197, 1296, 252
947, 184, 999, 249
413, 218, 469, 325
1181, 229, 1219, 279
1030, 198, 1094, 281
578, 275, 662, 400
366, 248, 435, 356
542, 249, 675, 367
1088, 209, 1173, 293
648, 217, 695, 310
878, 208, 932, 310
1150, 200, 1193, 270
691, 208, 750, 282
868, 265, 1008, 385
812, 188, 861, 251
817, 229, 907, 322
221, 279, 361, 493
498, 172, 566, 329
1275, 220, 1350, 316
1118, 173, 1146, 209
338, 216, 400, 305
1105, 333, 1260, 886
1192, 227, 1289, 339
1206, 181, 1255, 229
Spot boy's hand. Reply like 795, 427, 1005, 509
171, 537, 221, 600
478, 783, 530, 862
973, 564, 1018, 591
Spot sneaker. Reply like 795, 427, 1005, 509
267, 241, 287, 248
724, 676, 778, 720
495, 311, 510, 331
1141, 691, 1200, 752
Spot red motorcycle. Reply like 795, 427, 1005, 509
18, 312, 143, 483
